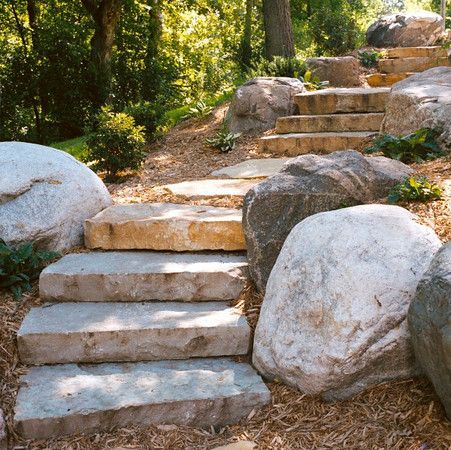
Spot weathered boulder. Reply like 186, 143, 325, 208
253, 204, 442, 401
366, 11, 445, 47
227, 77, 303, 134
408, 243, 451, 419
382, 67, 451, 150
0, 142, 112, 251
243, 150, 413, 292
306, 56, 360, 87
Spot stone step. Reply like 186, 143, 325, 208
366, 72, 414, 87
211, 158, 292, 179
40, 251, 248, 302
379, 56, 450, 74
294, 88, 390, 115
385, 46, 448, 59
85, 203, 245, 251
18, 302, 251, 365
14, 358, 271, 440
276, 113, 384, 134
259, 132, 376, 156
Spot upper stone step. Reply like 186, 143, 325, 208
276, 113, 384, 134
259, 132, 376, 156
294, 88, 390, 115
379, 56, 450, 74
85, 203, 245, 251
14, 358, 271, 440
17, 301, 251, 364
40, 251, 248, 302
366, 72, 413, 87
211, 158, 291, 179
385, 46, 448, 59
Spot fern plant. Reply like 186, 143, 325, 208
182, 100, 213, 120
365, 128, 445, 163
388, 177, 442, 204
248, 56, 307, 79
0, 239, 59, 299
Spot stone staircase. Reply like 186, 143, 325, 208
14, 203, 270, 440
367, 45, 451, 87
259, 87, 390, 156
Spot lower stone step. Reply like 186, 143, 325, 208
379, 56, 450, 74
259, 132, 376, 156
366, 72, 414, 87
14, 358, 270, 440
40, 251, 248, 302
18, 302, 251, 364
276, 113, 384, 134
85, 203, 245, 251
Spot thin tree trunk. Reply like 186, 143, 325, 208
441, 0, 446, 20
262, 0, 295, 59
240, 0, 254, 69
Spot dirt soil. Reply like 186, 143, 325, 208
1, 104, 450, 449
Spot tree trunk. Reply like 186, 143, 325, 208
262, 0, 295, 59
441, 0, 446, 20
240, 0, 254, 69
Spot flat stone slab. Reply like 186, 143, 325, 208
295, 88, 390, 115
162, 179, 258, 199
366, 72, 413, 87
14, 358, 271, 440
18, 302, 251, 364
40, 251, 248, 302
259, 132, 376, 156
211, 159, 291, 179
379, 56, 450, 74
385, 46, 448, 59
276, 113, 384, 134
85, 203, 246, 251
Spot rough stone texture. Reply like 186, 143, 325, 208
382, 67, 451, 150
295, 88, 390, 115
408, 243, 451, 419
276, 113, 384, 134
367, 12, 445, 47
385, 46, 448, 59
14, 358, 271, 439
366, 72, 413, 87
162, 179, 258, 199
227, 77, 304, 134
306, 56, 360, 87
259, 131, 376, 156
213, 443, 256, 450
85, 203, 245, 251
0, 409, 6, 450
40, 251, 248, 302
253, 205, 442, 400
18, 302, 250, 364
0, 142, 112, 251
211, 159, 291, 179
242, 150, 414, 292
379, 56, 450, 74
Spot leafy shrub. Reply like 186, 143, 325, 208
365, 128, 445, 163
84, 107, 146, 181
358, 50, 384, 68
301, 70, 329, 91
388, 177, 442, 204
0, 239, 59, 299
123, 101, 161, 137
248, 57, 307, 79
181, 101, 213, 120
206, 120, 241, 153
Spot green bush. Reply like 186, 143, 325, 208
358, 50, 384, 68
0, 239, 59, 299
365, 128, 445, 164
84, 107, 146, 181
248, 57, 307, 79
123, 101, 161, 137
388, 177, 442, 204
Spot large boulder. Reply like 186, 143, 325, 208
382, 67, 451, 150
408, 243, 451, 419
366, 11, 445, 47
242, 150, 413, 292
306, 56, 360, 87
227, 77, 303, 134
253, 204, 442, 401
0, 142, 112, 251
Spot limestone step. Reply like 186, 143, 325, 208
211, 158, 292, 179
85, 203, 245, 251
18, 302, 251, 365
162, 179, 258, 199
385, 46, 449, 59
14, 358, 271, 440
276, 113, 384, 134
259, 132, 376, 156
294, 88, 390, 115
379, 56, 450, 74
40, 251, 248, 302
366, 72, 414, 87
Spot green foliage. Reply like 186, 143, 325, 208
84, 108, 146, 181
301, 70, 329, 91
0, 239, 59, 299
205, 120, 241, 153
123, 101, 161, 137
248, 56, 307, 79
365, 128, 445, 163
388, 176, 443, 204
51, 136, 88, 160
181, 100, 213, 120
358, 50, 384, 68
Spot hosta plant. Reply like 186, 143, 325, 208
388, 176, 442, 204
182, 100, 213, 120
358, 50, 384, 68
206, 120, 241, 153
300, 70, 329, 91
